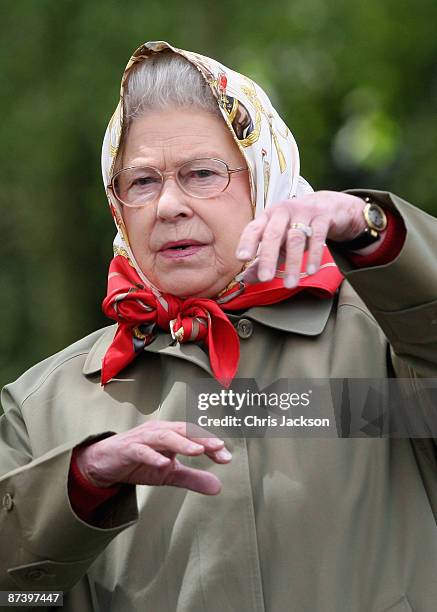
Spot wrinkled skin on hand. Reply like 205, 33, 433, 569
74, 420, 232, 495
236, 191, 379, 287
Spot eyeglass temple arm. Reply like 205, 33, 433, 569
228, 167, 248, 174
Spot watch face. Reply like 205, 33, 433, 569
367, 204, 386, 230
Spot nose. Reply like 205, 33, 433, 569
155, 176, 194, 221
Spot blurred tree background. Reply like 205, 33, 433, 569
1, 0, 437, 390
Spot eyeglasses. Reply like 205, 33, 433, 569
108, 158, 248, 207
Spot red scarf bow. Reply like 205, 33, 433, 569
102, 248, 343, 387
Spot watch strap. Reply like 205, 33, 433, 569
334, 227, 381, 251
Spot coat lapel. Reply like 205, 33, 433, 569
243, 293, 334, 335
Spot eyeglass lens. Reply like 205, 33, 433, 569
113, 159, 230, 206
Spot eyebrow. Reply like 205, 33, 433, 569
127, 152, 233, 168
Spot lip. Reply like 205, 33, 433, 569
159, 240, 205, 250
158, 240, 208, 260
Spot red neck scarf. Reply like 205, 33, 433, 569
101, 248, 342, 387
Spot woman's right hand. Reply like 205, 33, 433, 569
73, 421, 231, 495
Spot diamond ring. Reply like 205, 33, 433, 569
289, 222, 313, 238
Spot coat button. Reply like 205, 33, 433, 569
2, 493, 14, 511
236, 318, 253, 339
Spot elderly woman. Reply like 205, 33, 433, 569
0, 41, 436, 612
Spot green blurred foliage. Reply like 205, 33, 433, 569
1, 0, 437, 389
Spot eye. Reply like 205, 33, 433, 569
189, 169, 217, 179
131, 175, 160, 187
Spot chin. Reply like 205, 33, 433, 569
155, 272, 229, 299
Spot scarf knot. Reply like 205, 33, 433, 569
102, 267, 240, 387
101, 252, 343, 387
165, 300, 209, 344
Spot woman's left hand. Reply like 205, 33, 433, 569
236, 191, 368, 287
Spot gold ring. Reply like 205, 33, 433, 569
289, 222, 313, 238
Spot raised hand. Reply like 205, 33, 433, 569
236, 191, 369, 287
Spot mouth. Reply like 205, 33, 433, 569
158, 240, 208, 259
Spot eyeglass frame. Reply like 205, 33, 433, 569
107, 157, 248, 207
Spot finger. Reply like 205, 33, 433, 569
131, 443, 172, 468
165, 461, 223, 495
180, 423, 226, 452
240, 260, 261, 284
205, 447, 233, 464
283, 226, 309, 288
305, 218, 329, 275
241, 247, 286, 285
236, 215, 269, 261
130, 442, 230, 480
256, 207, 290, 282
145, 429, 205, 456
160, 450, 177, 460
144, 421, 225, 451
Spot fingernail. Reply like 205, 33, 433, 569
258, 268, 273, 282
284, 275, 298, 288
307, 264, 316, 275
216, 449, 232, 461
156, 456, 171, 466
237, 249, 250, 260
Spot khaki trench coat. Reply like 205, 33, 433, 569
0, 190, 436, 612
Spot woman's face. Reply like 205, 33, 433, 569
120, 109, 253, 298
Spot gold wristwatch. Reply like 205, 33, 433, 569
336, 197, 388, 251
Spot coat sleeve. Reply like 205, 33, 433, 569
333, 189, 437, 379
0, 382, 139, 592
331, 189, 437, 511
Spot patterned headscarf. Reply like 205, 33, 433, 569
101, 41, 342, 386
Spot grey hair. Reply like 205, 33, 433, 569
124, 51, 220, 122
115, 52, 222, 169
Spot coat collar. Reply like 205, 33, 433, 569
82, 292, 335, 377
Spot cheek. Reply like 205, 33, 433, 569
212, 209, 252, 264
220, 191, 253, 246
122, 209, 153, 253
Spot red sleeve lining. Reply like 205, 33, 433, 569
346, 209, 406, 267
68, 447, 121, 523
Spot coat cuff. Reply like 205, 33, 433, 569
0, 434, 138, 589
329, 190, 437, 376
333, 190, 437, 311
343, 209, 406, 267
68, 446, 122, 524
